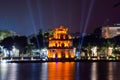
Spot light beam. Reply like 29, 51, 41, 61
79, 0, 95, 52
36, 0, 46, 47
83, 0, 95, 33
26, 0, 40, 49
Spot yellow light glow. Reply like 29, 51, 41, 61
52, 54, 56, 58
65, 54, 69, 58
71, 54, 74, 58
48, 26, 75, 59
58, 54, 61, 58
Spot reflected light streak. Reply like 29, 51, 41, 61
1, 63, 17, 80
91, 62, 98, 80
26, 0, 40, 48
47, 62, 75, 80
108, 62, 113, 80
76, 63, 80, 80
8, 63, 17, 80
1, 63, 8, 80
41, 63, 48, 80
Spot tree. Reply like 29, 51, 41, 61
0, 30, 12, 41
26, 43, 36, 56
0, 37, 14, 57
30, 29, 45, 49
14, 36, 28, 56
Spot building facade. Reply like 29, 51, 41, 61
102, 24, 120, 38
47, 26, 75, 60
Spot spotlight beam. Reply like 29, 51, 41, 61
51, 0, 57, 25
83, 0, 95, 33
79, 0, 95, 52
79, 0, 86, 33
26, 0, 40, 49
36, 0, 44, 29
36, 0, 46, 47
68, 0, 72, 32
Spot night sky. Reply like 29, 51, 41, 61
0, 0, 120, 36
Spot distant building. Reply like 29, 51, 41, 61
102, 24, 120, 38
47, 26, 75, 59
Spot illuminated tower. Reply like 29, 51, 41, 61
48, 26, 75, 60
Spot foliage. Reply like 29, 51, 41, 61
14, 36, 28, 54
0, 36, 28, 56
0, 30, 12, 40
0, 37, 14, 50
30, 29, 45, 49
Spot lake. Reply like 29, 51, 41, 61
0, 62, 120, 80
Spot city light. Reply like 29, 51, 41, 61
1, 60, 7, 63
0, 0, 120, 80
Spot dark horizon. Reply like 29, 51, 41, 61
0, 0, 120, 36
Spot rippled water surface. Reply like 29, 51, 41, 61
0, 62, 120, 80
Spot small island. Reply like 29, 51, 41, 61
0, 25, 120, 63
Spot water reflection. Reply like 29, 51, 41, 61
0, 62, 120, 80
91, 62, 97, 80
47, 62, 75, 80
107, 62, 113, 80
40, 63, 48, 80
1, 63, 18, 80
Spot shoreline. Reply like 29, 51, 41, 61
1, 59, 120, 63
0, 56, 120, 63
